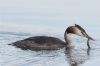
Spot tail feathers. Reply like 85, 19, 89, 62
8, 43, 13, 45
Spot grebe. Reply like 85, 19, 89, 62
10, 24, 94, 50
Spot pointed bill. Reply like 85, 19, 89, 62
75, 24, 94, 41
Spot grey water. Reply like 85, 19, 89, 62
0, 0, 100, 66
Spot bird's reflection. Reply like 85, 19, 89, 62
65, 46, 91, 66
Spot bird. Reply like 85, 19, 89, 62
9, 24, 94, 50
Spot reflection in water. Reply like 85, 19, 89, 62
87, 48, 91, 56
65, 47, 91, 66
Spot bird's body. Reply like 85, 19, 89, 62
10, 24, 94, 50
12, 36, 66, 50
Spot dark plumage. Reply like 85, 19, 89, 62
12, 36, 66, 50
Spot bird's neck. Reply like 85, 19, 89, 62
64, 33, 73, 47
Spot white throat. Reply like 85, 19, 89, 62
65, 33, 73, 47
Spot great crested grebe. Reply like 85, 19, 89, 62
9, 24, 94, 50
